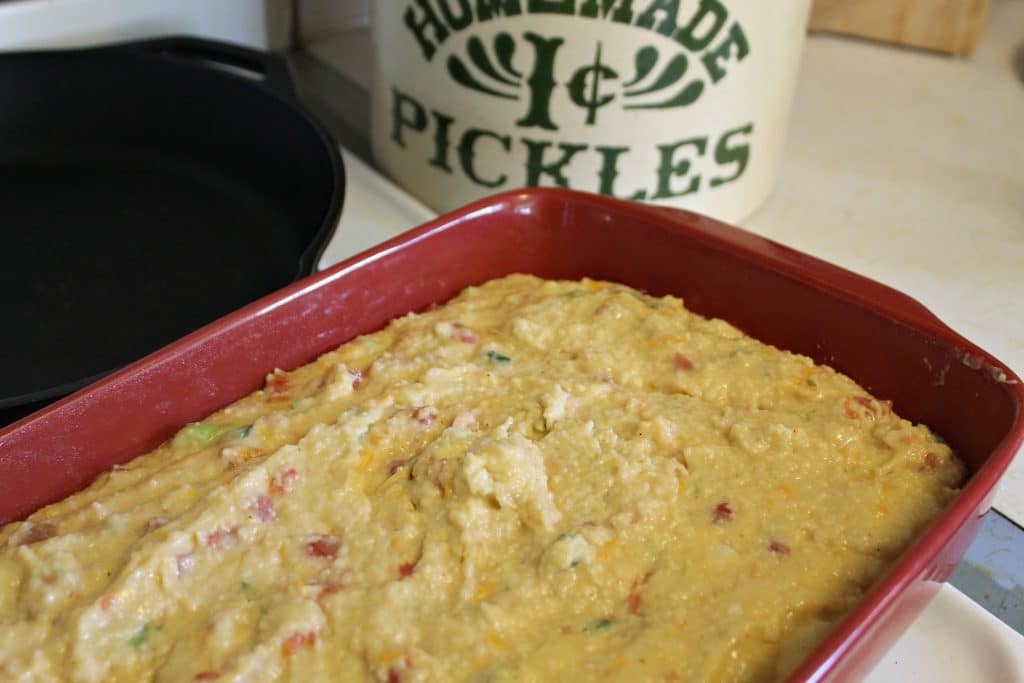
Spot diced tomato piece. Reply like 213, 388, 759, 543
19, 521, 58, 545
206, 527, 239, 550
845, 396, 871, 418
712, 502, 732, 523
266, 369, 292, 400
306, 535, 342, 559
256, 496, 277, 522
386, 661, 412, 683
270, 371, 290, 392
844, 395, 890, 420
248, 495, 276, 523
627, 592, 644, 616
768, 541, 790, 556
282, 631, 316, 657
270, 467, 298, 496
452, 322, 478, 345
412, 407, 437, 426
673, 353, 694, 371
398, 561, 417, 579
453, 323, 478, 345
318, 583, 344, 598
627, 571, 653, 616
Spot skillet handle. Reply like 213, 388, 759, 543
112, 36, 295, 99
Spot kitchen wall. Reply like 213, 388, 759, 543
296, 0, 368, 41
0, 0, 293, 51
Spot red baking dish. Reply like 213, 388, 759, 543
2, 188, 1022, 681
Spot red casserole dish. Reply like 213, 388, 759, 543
2, 188, 1021, 681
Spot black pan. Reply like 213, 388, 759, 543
0, 37, 344, 425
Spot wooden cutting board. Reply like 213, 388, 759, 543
809, 0, 991, 55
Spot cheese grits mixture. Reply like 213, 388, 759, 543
0, 275, 963, 682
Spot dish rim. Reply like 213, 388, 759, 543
2, 187, 1021, 682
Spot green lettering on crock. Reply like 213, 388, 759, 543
392, 0, 757, 201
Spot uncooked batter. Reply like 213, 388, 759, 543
0, 275, 963, 682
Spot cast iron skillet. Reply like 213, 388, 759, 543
0, 37, 344, 425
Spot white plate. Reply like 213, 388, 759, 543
868, 584, 1024, 682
